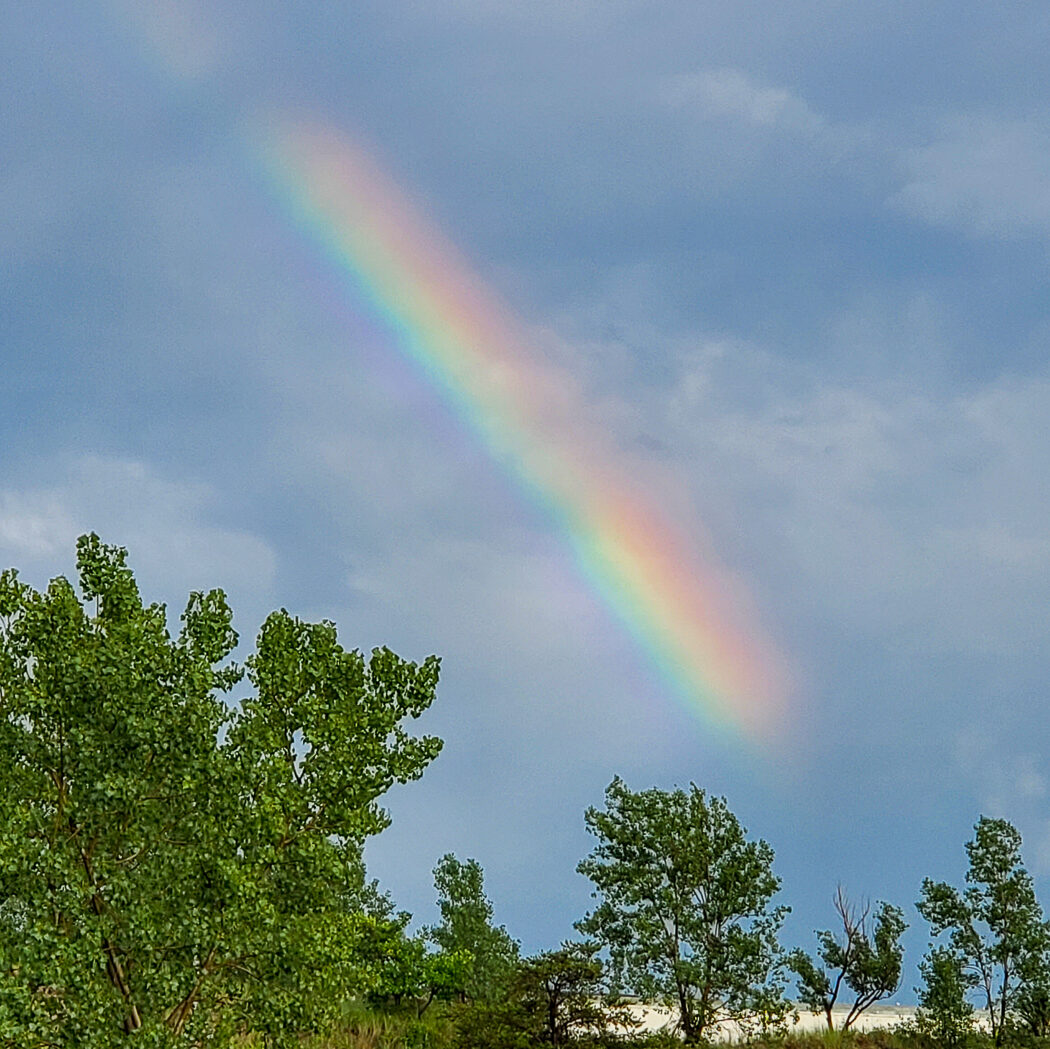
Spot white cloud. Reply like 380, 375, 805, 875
661, 68, 824, 135
105, 0, 225, 83
0, 492, 77, 559
658, 81, 1050, 243
0, 456, 276, 608
392, 0, 629, 24
891, 115, 1050, 237
953, 730, 1050, 874
956, 730, 1047, 808
655, 335, 1050, 657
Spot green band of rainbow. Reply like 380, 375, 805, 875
257, 119, 788, 742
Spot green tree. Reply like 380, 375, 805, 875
576, 777, 788, 1043
455, 943, 634, 1049
1013, 949, 1050, 1037
789, 886, 907, 1030
0, 535, 443, 1047
426, 855, 518, 1003
514, 942, 635, 1047
916, 947, 975, 1048
918, 816, 1050, 1046
365, 920, 472, 1017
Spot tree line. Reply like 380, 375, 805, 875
0, 537, 1048, 1047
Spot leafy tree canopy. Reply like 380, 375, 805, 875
0, 535, 443, 1047
916, 946, 975, 1048
426, 855, 519, 1003
513, 942, 635, 1047
918, 816, 1050, 1046
455, 942, 633, 1049
789, 886, 907, 1030
363, 918, 472, 1017
576, 777, 789, 1043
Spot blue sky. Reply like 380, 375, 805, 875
5, 0, 1050, 996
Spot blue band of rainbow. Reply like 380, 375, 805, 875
258, 118, 789, 742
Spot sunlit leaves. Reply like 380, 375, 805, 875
576, 778, 788, 1043
0, 535, 443, 1047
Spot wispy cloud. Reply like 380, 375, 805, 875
651, 336, 1050, 657
953, 729, 1050, 874
660, 68, 825, 135
891, 115, 1050, 237
104, 0, 225, 82
0, 492, 77, 559
0, 456, 276, 604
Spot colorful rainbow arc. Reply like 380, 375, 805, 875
257, 119, 788, 742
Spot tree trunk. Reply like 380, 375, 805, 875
79, 842, 142, 1033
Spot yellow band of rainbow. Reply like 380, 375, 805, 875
258, 118, 790, 743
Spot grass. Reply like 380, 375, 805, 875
233, 1007, 1048, 1049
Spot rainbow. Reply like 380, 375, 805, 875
257, 119, 788, 741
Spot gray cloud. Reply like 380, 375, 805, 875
954, 730, 1050, 875
656, 340, 1050, 657
892, 115, 1050, 237
0, 456, 277, 606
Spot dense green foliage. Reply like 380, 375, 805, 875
918, 818, 1050, 1045
916, 947, 974, 1048
8, 539, 1050, 1048
426, 855, 519, 1003
454, 942, 633, 1049
359, 908, 473, 1016
576, 777, 789, 1042
0, 536, 442, 1047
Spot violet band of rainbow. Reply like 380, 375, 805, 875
257, 118, 789, 742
